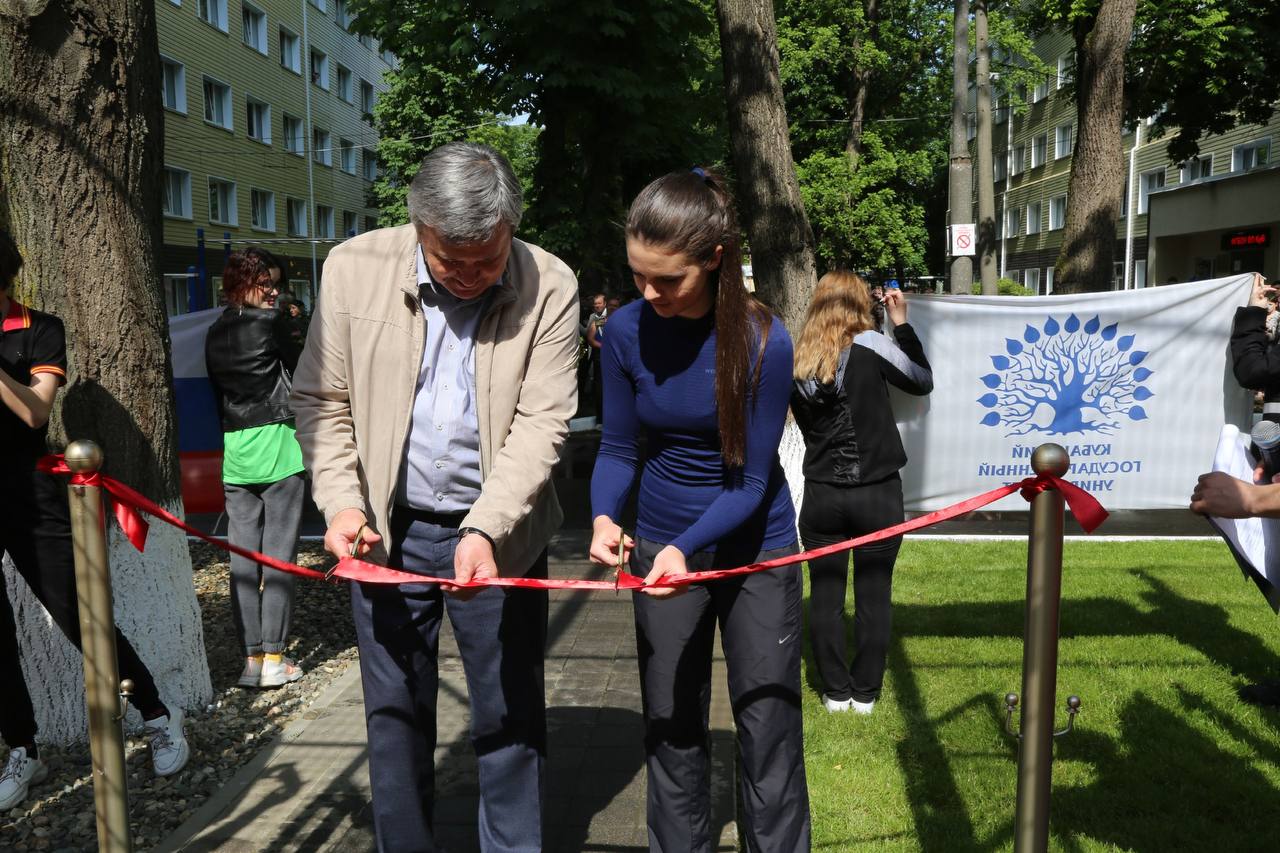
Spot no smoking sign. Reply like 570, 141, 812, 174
950, 223, 976, 256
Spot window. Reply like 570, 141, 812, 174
1027, 200, 1042, 235
364, 215, 377, 232
160, 57, 186, 113
1120, 178, 1129, 218
283, 114, 304, 155
251, 189, 275, 231
336, 65, 353, 103
1056, 55, 1073, 89
163, 274, 192, 317
339, 139, 356, 173
382, 49, 395, 66
286, 197, 308, 236
1055, 123, 1072, 159
994, 95, 1008, 125
1032, 78, 1048, 103
315, 204, 334, 238
312, 127, 331, 166
162, 167, 192, 219
966, 112, 976, 141
1138, 168, 1165, 214
1005, 205, 1020, 236
279, 27, 300, 73
1232, 138, 1270, 172
1049, 194, 1067, 230
335, 0, 351, 28
1026, 268, 1041, 293
1008, 269, 1020, 285
246, 97, 271, 144
362, 151, 377, 181
360, 80, 375, 116
359, 34, 374, 50
242, 3, 266, 53
308, 0, 325, 10
208, 178, 237, 225
1031, 134, 1047, 168
310, 49, 329, 89
1010, 144, 1025, 176
197, 0, 227, 31
288, 279, 313, 312
343, 210, 357, 237
202, 77, 231, 129
1180, 155, 1212, 183
1045, 266, 1055, 294
994, 153, 1006, 182
1134, 259, 1147, 289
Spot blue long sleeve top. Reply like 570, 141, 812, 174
589, 300, 797, 557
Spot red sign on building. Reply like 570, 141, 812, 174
1221, 228, 1271, 251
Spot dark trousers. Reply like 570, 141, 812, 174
224, 473, 304, 656
632, 538, 811, 853
350, 507, 548, 853
0, 467, 164, 747
798, 476, 904, 703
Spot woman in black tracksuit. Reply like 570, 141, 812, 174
1230, 273, 1280, 423
790, 271, 932, 714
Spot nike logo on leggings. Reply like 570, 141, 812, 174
778, 634, 794, 645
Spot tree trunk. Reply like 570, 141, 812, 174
716, 0, 818, 336
845, 0, 881, 168
974, 0, 997, 293
0, 0, 211, 743
1053, 0, 1138, 293
948, 0, 973, 294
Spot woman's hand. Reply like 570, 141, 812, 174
884, 288, 908, 326
589, 515, 634, 569
1248, 273, 1275, 308
641, 545, 689, 598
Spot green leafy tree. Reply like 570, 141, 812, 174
350, 0, 724, 291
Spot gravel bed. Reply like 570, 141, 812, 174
1, 542, 358, 852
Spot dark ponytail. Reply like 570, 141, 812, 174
625, 168, 771, 468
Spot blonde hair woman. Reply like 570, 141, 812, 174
790, 271, 933, 714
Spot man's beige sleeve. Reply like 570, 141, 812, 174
290, 254, 366, 524
463, 272, 580, 541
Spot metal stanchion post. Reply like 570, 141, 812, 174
1011, 442, 1068, 853
65, 440, 133, 853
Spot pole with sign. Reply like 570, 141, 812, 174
950, 224, 977, 257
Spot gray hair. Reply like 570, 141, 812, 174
406, 142, 523, 243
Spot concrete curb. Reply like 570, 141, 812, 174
151, 663, 363, 853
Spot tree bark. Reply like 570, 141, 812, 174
974, 0, 997, 294
1053, 0, 1138, 293
716, 0, 818, 336
948, 0, 973, 294
845, 0, 881, 169
0, 0, 211, 742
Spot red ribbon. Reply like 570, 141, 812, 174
37, 456, 1106, 590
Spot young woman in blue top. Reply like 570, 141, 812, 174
589, 169, 810, 852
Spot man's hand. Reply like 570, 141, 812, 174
446, 531, 498, 599
1248, 273, 1275, 309
589, 515, 634, 568
1191, 471, 1266, 518
324, 508, 381, 561
641, 545, 689, 598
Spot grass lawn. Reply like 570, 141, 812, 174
802, 539, 1280, 851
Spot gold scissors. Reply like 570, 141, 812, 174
327, 522, 368, 581
614, 531, 626, 594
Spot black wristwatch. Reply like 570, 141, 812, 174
457, 527, 496, 549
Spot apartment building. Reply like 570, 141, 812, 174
977, 30, 1279, 292
156, 0, 393, 314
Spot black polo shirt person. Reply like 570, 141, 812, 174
0, 230, 189, 812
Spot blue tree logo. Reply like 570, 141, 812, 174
977, 314, 1153, 435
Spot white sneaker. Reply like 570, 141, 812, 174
851, 698, 876, 715
259, 656, 304, 688
145, 708, 190, 777
0, 747, 48, 811
823, 695, 855, 713
237, 656, 263, 688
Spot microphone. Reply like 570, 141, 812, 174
1251, 420, 1280, 482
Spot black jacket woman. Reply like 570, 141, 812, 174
204, 248, 306, 690
790, 271, 933, 714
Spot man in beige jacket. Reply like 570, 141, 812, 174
291, 142, 578, 853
